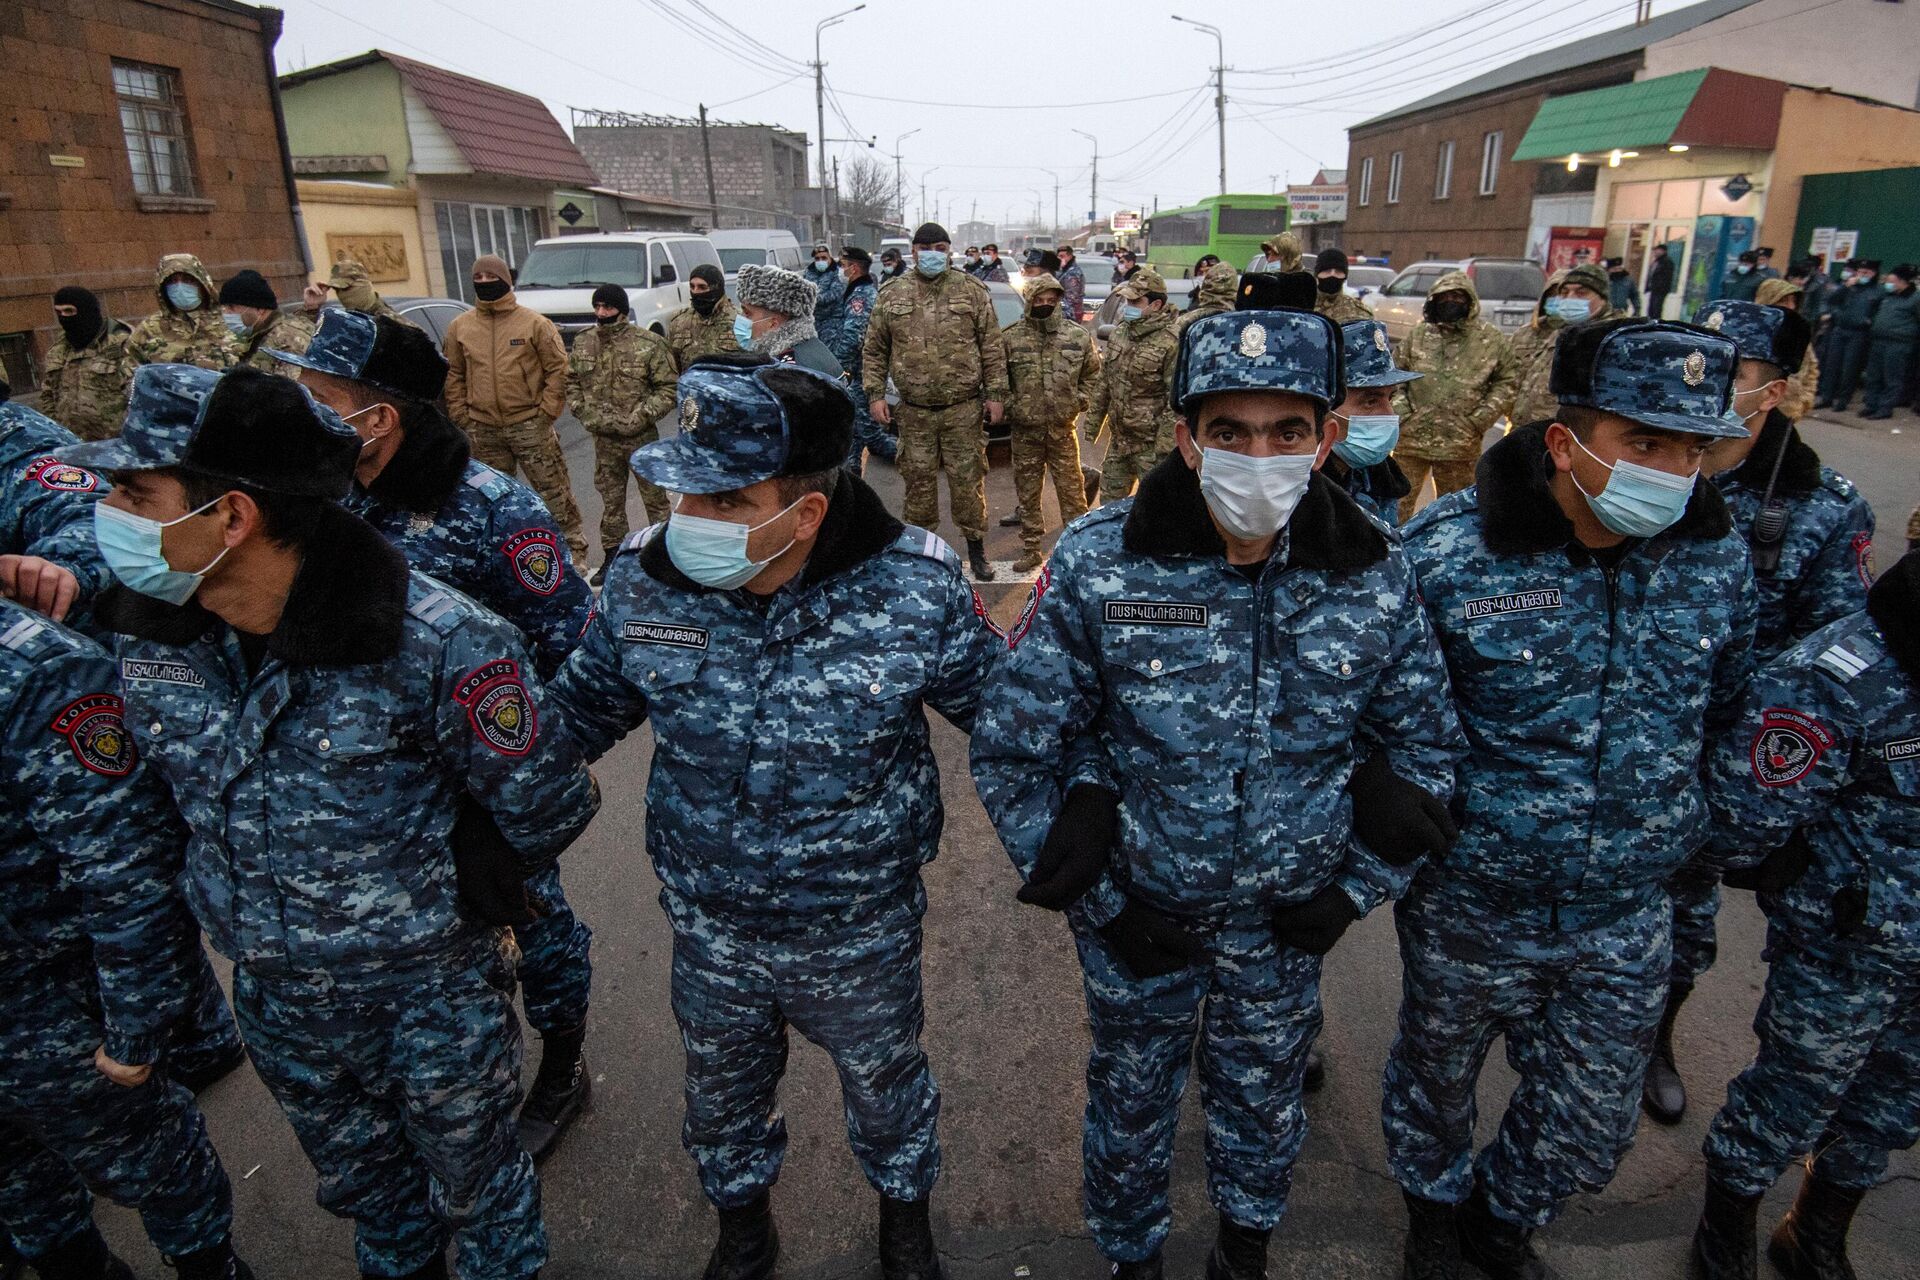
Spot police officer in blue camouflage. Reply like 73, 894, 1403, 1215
65, 363, 600, 1280
1328, 318, 1419, 526
0, 396, 113, 628
810, 243, 846, 339
1385, 318, 1757, 1280
548, 354, 1002, 1280
274, 308, 599, 1161
830, 247, 896, 473
1687, 549, 1920, 1280
0, 594, 253, 1280
1642, 300, 1877, 1126
971, 301, 1465, 1280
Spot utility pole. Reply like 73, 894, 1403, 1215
832, 155, 842, 246
1073, 129, 1098, 231
814, 6, 865, 244
891, 128, 919, 226
1173, 15, 1227, 195
697, 104, 720, 230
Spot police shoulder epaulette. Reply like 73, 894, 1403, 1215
624, 522, 664, 555
893, 526, 961, 568
0, 613, 54, 657
407, 584, 468, 634
1813, 632, 1880, 684
465, 466, 514, 502
1818, 467, 1858, 500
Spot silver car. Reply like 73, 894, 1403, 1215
1364, 258, 1545, 343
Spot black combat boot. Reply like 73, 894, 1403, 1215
26, 1225, 133, 1280
519, 1022, 590, 1162
362, 1254, 447, 1280
1204, 1213, 1270, 1280
168, 1040, 249, 1095
1767, 1171, 1865, 1280
966, 538, 996, 581
999, 512, 1023, 527
1302, 1047, 1326, 1093
1, 1237, 20, 1280
878, 1195, 942, 1280
1401, 1191, 1461, 1280
1109, 1254, 1163, 1280
166, 1239, 257, 1280
1642, 984, 1690, 1125
1689, 1177, 1760, 1280
704, 1192, 779, 1280
1456, 1181, 1554, 1280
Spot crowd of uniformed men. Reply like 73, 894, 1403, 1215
0, 214, 1915, 1280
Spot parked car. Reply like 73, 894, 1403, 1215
511, 232, 724, 345
1346, 264, 1395, 299
1364, 258, 1545, 342
708, 229, 805, 286
386, 297, 470, 350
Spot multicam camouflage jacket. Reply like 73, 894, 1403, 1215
1394, 270, 1515, 459
861, 268, 1009, 407
41, 320, 138, 441
566, 318, 676, 439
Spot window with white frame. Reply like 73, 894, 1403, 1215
1434, 140, 1455, 200
113, 61, 196, 197
1358, 156, 1373, 206
1387, 151, 1403, 204
1480, 130, 1503, 196
434, 202, 545, 302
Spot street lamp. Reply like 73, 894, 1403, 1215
892, 128, 920, 225
814, 5, 866, 243
1072, 129, 1099, 231
1171, 14, 1227, 195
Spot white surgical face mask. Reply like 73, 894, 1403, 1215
1195, 447, 1315, 541
664, 496, 803, 589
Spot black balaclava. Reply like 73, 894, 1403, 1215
689, 264, 725, 316
54, 286, 105, 349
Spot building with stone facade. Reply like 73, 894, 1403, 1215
572, 110, 810, 236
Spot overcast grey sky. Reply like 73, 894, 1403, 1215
272, 0, 1677, 227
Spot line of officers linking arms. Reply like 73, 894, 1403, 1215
0, 277, 1910, 1280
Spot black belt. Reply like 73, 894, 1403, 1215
898, 395, 980, 410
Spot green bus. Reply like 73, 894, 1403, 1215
1142, 194, 1291, 278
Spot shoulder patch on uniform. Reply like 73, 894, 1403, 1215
454, 658, 537, 756
502, 528, 564, 596
1813, 642, 1872, 684
466, 466, 513, 501
848, 297, 867, 315
24, 457, 99, 493
893, 526, 961, 568
51, 693, 136, 777
1007, 562, 1051, 649
1750, 708, 1836, 787
1851, 531, 1873, 590
409, 588, 464, 631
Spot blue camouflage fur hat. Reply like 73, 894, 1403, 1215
1550, 317, 1746, 439
1691, 299, 1811, 375
1172, 308, 1344, 414
1340, 320, 1421, 388
632, 354, 852, 494
271, 308, 448, 401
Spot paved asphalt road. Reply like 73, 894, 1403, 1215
99, 407, 1917, 1278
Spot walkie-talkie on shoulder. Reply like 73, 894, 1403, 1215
1749, 428, 1793, 575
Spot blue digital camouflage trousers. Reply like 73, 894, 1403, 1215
519, 863, 593, 1035
0, 971, 232, 1259
846, 403, 898, 475
1705, 927, 1920, 1197
1072, 909, 1322, 1263
1383, 878, 1670, 1228
232, 947, 543, 1279
1668, 861, 1722, 993
663, 884, 941, 1210
170, 948, 246, 1077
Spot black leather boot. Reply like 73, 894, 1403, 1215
1302, 1047, 1326, 1093
1690, 1177, 1760, 1280
1642, 984, 1689, 1125
1456, 1182, 1554, 1280
26, 1226, 132, 1280
1109, 1254, 1163, 1280
166, 1239, 256, 1280
878, 1195, 942, 1280
167, 1040, 249, 1095
703, 1192, 779, 1280
1401, 1191, 1461, 1280
362, 1255, 447, 1280
966, 538, 995, 581
1204, 1213, 1270, 1280
1767, 1171, 1865, 1280
519, 1022, 590, 1162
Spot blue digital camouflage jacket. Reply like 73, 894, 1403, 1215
101, 507, 599, 984
548, 473, 1003, 920
0, 598, 199, 1065
971, 455, 1466, 929
829, 275, 878, 385
1402, 423, 1757, 908
3, 402, 112, 617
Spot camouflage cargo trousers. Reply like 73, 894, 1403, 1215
1072, 909, 1321, 1263
1011, 417, 1088, 555
1383, 878, 1669, 1228
169, 949, 245, 1081
896, 400, 988, 542
1705, 926, 1920, 1197
1395, 453, 1479, 525
467, 417, 588, 566
1099, 421, 1174, 503
1667, 861, 1722, 994
589, 428, 670, 555
0, 970, 233, 1259
662, 884, 942, 1209
233, 947, 543, 1280
518, 863, 593, 1035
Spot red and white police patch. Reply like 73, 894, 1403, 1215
503, 529, 563, 596
50, 693, 136, 777
1852, 531, 1874, 590
1750, 707, 1835, 787
971, 587, 1006, 641
25, 457, 99, 493
455, 659, 538, 756
1006, 563, 1051, 649
848, 297, 867, 315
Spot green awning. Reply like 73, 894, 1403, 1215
1511, 69, 1710, 161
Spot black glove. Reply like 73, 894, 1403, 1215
452, 795, 544, 928
1017, 784, 1120, 910
1347, 751, 1458, 867
1271, 886, 1361, 956
1722, 828, 1813, 894
1096, 901, 1206, 980
1832, 884, 1869, 938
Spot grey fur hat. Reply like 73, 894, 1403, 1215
736, 264, 817, 319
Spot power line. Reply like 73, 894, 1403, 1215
1235, 0, 1542, 76
833, 82, 1210, 110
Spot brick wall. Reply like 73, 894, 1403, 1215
576, 124, 806, 228
0, 0, 305, 383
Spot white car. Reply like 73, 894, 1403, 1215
512, 232, 724, 345
708, 229, 806, 283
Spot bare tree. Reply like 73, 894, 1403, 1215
837, 156, 895, 238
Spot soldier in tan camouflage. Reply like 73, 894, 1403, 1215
216, 268, 314, 376
303, 258, 410, 325
861, 222, 1009, 580
1393, 269, 1517, 522
1087, 266, 1180, 502
1175, 261, 1240, 338
127, 254, 236, 370
42, 286, 137, 440
1497, 262, 1621, 428
1755, 276, 1821, 421
666, 264, 741, 372
1002, 274, 1100, 573
1313, 248, 1374, 326
568, 283, 676, 569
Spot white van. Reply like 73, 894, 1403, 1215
512, 232, 723, 344
708, 228, 806, 281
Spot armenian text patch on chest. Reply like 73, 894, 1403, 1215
1462, 589, 1563, 622
1104, 600, 1208, 628
1883, 736, 1920, 763
622, 621, 710, 649
120, 657, 206, 688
